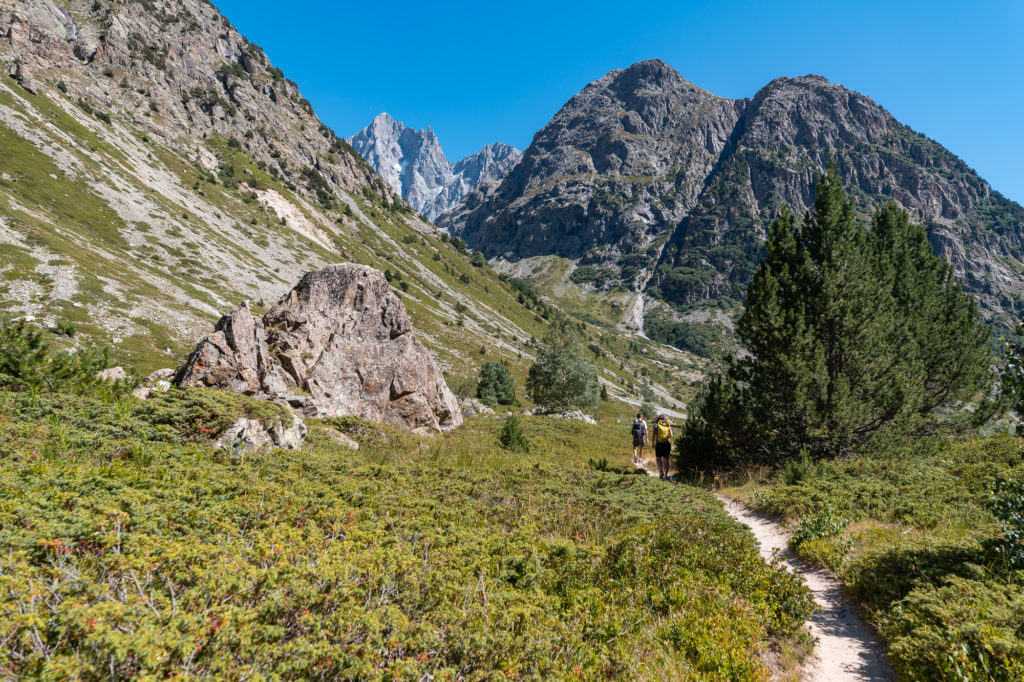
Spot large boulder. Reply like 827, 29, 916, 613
178, 264, 462, 434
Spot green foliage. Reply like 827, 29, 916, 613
988, 477, 1024, 568
570, 265, 616, 286
300, 166, 336, 209
470, 250, 487, 267
527, 316, 600, 412
644, 317, 721, 357
476, 361, 515, 407
789, 501, 848, 552
1002, 322, 1024, 434
781, 450, 812, 485
0, 389, 812, 679
497, 414, 530, 453
0, 315, 110, 395
682, 167, 993, 466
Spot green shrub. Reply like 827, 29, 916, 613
0, 390, 814, 679
988, 477, 1024, 568
0, 315, 110, 395
789, 501, 848, 552
749, 436, 1024, 679
782, 450, 812, 485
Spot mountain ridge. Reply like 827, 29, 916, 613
439, 59, 1024, 326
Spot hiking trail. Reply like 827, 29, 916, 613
635, 460, 895, 681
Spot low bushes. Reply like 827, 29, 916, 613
0, 389, 813, 679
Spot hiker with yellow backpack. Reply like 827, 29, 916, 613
652, 414, 673, 480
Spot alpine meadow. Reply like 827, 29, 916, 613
2, 1, 1023, 680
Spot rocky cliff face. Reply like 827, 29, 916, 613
1, 0, 384, 203
348, 113, 521, 219
440, 60, 1024, 322
178, 264, 463, 433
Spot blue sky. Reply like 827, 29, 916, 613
213, 0, 1024, 203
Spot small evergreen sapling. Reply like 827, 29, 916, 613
498, 414, 530, 453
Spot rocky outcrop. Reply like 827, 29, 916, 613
9, 62, 37, 94
178, 264, 463, 434
218, 416, 306, 452
348, 113, 520, 219
439, 59, 1024, 323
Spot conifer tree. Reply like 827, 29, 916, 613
0, 315, 111, 394
477, 361, 515, 407
680, 166, 992, 465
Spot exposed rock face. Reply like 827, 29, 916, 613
0, 0, 387, 202
218, 416, 306, 452
178, 264, 463, 434
439, 60, 1024, 323
348, 113, 521, 220
429, 142, 522, 220
9, 62, 37, 94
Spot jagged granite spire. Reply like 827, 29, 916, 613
348, 114, 521, 220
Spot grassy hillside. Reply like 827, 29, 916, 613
0, 71, 694, 411
0, 387, 812, 679
725, 437, 1024, 680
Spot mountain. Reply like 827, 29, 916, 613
348, 113, 521, 219
439, 60, 1024, 326
0, 2, 535, 377
0, 1, 698, 413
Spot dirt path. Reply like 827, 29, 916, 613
634, 461, 894, 681
717, 496, 895, 681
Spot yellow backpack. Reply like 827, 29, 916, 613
655, 419, 671, 443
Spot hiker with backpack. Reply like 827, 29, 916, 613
653, 414, 673, 480
630, 412, 648, 464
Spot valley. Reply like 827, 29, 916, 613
1, 0, 1022, 680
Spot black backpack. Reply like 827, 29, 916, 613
631, 419, 645, 438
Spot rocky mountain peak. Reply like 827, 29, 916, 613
348, 114, 521, 220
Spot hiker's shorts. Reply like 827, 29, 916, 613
655, 441, 671, 459
632, 434, 645, 448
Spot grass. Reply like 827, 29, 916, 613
0, 387, 813, 680
735, 437, 1024, 680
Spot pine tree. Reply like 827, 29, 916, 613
477, 361, 515, 407
0, 315, 111, 394
497, 414, 530, 453
680, 166, 993, 465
